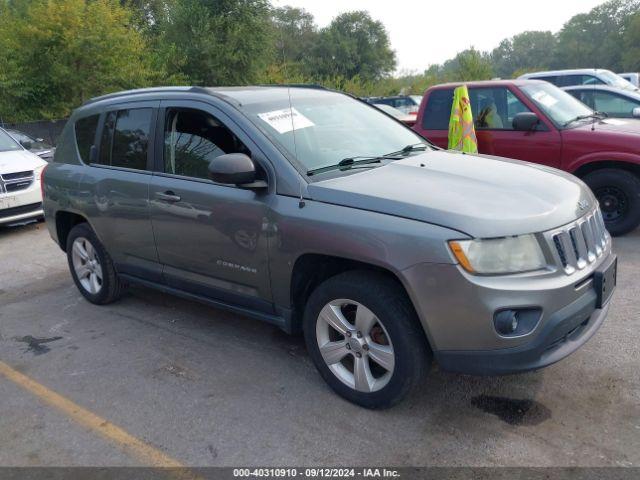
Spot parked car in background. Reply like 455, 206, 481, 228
43, 86, 615, 408
364, 95, 422, 115
564, 85, 640, 119
414, 79, 640, 236
6, 129, 55, 162
372, 103, 416, 126
618, 73, 639, 87
0, 127, 47, 225
519, 69, 638, 93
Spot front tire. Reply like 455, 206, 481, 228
303, 271, 431, 409
66, 223, 125, 304
583, 168, 640, 236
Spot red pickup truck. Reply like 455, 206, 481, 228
413, 79, 640, 236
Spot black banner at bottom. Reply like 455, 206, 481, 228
0, 467, 637, 480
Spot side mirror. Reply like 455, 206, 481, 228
35, 137, 44, 143
512, 112, 540, 131
208, 153, 267, 189
632, 107, 640, 118
20, 140, 33, 150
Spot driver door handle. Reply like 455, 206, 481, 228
155, 191, 181, 203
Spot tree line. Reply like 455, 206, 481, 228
0, 0, 639, 123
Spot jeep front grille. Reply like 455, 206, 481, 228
550, 208, 608, 275
0, 170, 34, 194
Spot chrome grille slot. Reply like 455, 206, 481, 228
553, 234, 568, 269
1, 171, 32, 181
569, 227, 587, 269
549, 208, 609, 275
0, 170, 34, 194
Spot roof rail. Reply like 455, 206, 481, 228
83, 86, 211, 106
256, 83, 328, 90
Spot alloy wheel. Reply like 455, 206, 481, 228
71, 237, 103, 295
315, 299, 395, 393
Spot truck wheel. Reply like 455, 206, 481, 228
66, 223, 125, 304
584, 169, 640, 236
303, 270, 431, 409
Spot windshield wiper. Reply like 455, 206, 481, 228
306, 142, 430, 176
563, 111, 607, 127
307, 157, 390, 176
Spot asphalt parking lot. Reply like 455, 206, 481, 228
0, 221, 638, 468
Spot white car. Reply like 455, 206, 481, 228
519, 69, 638, 92
619, 73, 640, 88
0, 127, 47, 225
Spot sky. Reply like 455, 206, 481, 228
273, 0, 610, 73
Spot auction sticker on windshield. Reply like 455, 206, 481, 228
531, 91, 558, 108
258, 107, 314, 134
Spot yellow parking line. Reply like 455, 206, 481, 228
0, 360, 198, 477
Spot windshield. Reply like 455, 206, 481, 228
241, 90, 428, 175
7, 130, 51, 150
521, 82, 593, 127
0, 128, 23, 152
599, 70, 638, 91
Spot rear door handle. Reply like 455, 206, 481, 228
155, 191, 181, 202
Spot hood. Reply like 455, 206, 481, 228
307, 150, 595, 238
0, 149, 47, 173
572, 117, 640, 135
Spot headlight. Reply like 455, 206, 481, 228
449, 235, 546, 274
34, 163, 46, 176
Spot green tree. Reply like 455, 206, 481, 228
308, 11, 396, 81
442, 48, 494, 82
553, 0, 640, 71
0, 0, 156, 122
271, 6, 318, 65
158, 0, 273, 85
491, 31, 557, 78
623, 13, 640, 71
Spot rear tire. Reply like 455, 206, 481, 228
303, 270, 431, 409
583, 168, 640, 236
66, 223, 125, 304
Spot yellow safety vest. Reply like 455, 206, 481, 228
448, 85, 478, 153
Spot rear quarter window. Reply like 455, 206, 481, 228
97, 108, 153, 171
422, 89, 454, 130
74, 114, 99, 163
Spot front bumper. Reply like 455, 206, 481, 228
0, 185, 43, 225
435, 289, 607, 375
401, 245, 614, 375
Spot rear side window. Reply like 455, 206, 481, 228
563, 75, 604, 87
98, 108, 152, 170
74, 114, 99, 163
536, 76, 559, 86
422, 89, 454, 130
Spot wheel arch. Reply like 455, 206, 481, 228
288, 253, 427, 341
571, 158, 640, 179
55, 210, 90, 252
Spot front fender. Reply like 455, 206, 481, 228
267, 195, 464, 309
568, 152, 640, 174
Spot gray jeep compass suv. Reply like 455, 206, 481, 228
43, 86, 617, 408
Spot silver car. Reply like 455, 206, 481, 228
42, 86, 617, 408
519, 68, 638, 92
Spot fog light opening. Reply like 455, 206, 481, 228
493, 308, 541, 337
495, 310, 519, 335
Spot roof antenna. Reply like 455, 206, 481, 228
591, 67, 597, 132
276, 3, 305, 209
